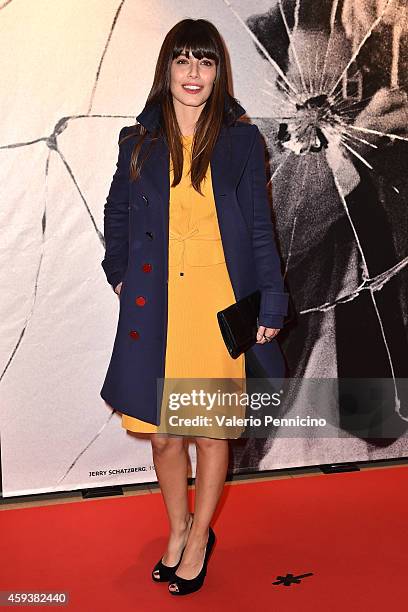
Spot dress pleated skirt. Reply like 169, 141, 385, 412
121, 135, 246, 438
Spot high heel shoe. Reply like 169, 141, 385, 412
151, 513, 194, 582
168, 525, 216, 596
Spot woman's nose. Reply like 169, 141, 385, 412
188, 63, 199, 78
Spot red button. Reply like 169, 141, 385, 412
135, 296, 146, 306
129, 330, 140, 340
142, 263, 152, 273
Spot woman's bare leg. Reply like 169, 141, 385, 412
168, 437, 228, 589
151, 434, 192, 570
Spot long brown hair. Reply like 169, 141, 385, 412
121, 19, 239, 196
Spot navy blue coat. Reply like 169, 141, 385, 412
100, 97, 289, 424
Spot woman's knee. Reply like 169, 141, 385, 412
150, 434, 185, 454
195, 436, 228, 452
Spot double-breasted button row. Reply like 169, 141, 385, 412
130, 193, 151, 340
129, 260, 153, 339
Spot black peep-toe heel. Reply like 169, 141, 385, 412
151, 513, 194, 582
168, 525, 216, 596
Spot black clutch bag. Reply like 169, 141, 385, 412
217, 290, 261, 359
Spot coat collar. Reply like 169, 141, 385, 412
133, 94, 250, 217
135, 93, 246, 133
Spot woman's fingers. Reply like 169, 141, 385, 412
353, 87, 408, 143
256, 325, 279, 343
256, 325, 266, 342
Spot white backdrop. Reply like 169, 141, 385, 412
0, 0, 278, 497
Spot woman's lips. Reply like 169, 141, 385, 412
182, 85, 203, 94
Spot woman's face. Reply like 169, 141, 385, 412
170, 48, 217, 110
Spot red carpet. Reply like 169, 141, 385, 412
1, 466, 406, 611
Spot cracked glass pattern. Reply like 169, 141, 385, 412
231, 0, 408, 471
1, 0, 407, 495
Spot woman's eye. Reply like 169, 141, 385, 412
176, 58, 213, 66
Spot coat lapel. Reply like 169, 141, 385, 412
137, 135, 170, 206
135, 96, 248, 201
139, 127, 245, 198
210, 127, 248, 196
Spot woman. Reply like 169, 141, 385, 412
100, 19, 289, 596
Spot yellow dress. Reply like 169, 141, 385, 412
121, 135, 246, 438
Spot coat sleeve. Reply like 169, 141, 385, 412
249, 124, 289, 329
101, 126, 130, 292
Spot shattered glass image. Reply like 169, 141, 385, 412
230, 0, 408, 469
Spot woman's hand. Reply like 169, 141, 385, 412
256, 325, 280, 344
114, 281, 123, 296
353, 87, 408, 150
